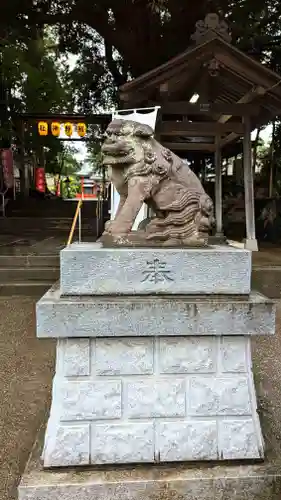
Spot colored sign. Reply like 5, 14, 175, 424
1, 148, 14, 188
77, 123, 87, 137
64, 123, 73, 137
51, 122, 61, 137
35, 167, 46, 193
38, 122, 48, 136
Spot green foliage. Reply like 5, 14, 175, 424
0, 24, 76, 171
3, 1, 281, 114
45, 143, 81, 176
60, 175, 81, 198
3, 0, 281, 77
3, 0, 281, 183
259, 121, 281, 194
85, 133, 104, 175
68, 28, 119, 113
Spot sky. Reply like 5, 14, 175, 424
257, 124, 272, 144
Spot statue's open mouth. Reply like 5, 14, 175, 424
102, 151, 135, 167
101, 138, 136, 166
102, 156, 134, 167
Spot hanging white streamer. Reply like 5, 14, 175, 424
112, 106, 160, 131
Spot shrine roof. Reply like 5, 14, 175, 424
119, 14, 281, 127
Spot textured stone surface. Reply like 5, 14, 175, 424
159, 337, 216, 373
18, 431, 281, 500
62, 339, 90, 376
36, 288, 275, 338
91, 423, 154, 464
60, 243, 251, 295
100, 119, 214, 246
41, 335, 264, 466
189, 377, 252, 416
221, 337, 247, 373
60, 380, 122, 421
157, 421, 218, 461
95, 338, 153, 375
219, 419, 261, 459
43, 425, 90, 467
127, 379, 186, 418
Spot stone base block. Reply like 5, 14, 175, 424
19, 431, 281, 500
36, 287, 275, 338
41, 335, 263, 467
244, 238, 259, 252
60, 243, 251, 295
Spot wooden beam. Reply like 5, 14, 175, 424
216, 52, 281, 97
120, 91, 148, 106
120, 50, 212, 95
159, 121, 244, 135
219, 86, 265, 147
221, 132, 239, 147
162, 142, 216, 152
162, 102, 258, 115
158, 68, 194, 96
218, 86, 265, 124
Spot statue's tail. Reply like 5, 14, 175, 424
145, 189, 213, 241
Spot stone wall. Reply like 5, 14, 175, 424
43, 335, 263, 466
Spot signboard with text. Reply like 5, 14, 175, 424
35, 167, 46, 193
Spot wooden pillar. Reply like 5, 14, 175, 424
243, 116, 258, 251
215, 135, 223, 237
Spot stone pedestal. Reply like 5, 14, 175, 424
42, 335, 264, 467
34, 243, 275, 468
18, 430, 281, 500
60, 243, 251, 295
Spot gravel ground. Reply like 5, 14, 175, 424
252, 301, 281, 463
0, 297, 55, 500
0, 296, 281, 500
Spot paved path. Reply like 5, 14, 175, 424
0, 297, 55, 500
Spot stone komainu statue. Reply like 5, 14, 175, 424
101, 119, 214, 246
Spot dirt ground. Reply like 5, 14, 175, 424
251, 302, 281, 463
0, 297, 55, 500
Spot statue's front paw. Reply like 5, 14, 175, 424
104, 220, 112, 233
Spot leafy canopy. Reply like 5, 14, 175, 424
2, 0, 281, 181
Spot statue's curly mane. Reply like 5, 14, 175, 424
124, 144, 173, 181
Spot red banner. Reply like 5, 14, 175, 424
1, 149, 14, 188
55, 177, 61, 196
35, 167, 46, 193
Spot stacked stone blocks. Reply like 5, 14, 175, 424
44, 335, 261, 466
37, 244, 275, 467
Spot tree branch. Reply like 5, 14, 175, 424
104, 41, 127, 87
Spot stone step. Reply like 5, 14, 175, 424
0, 255, 59, 267
0, 282, 53, 297
0, 230, 95, 238
0, 267, 59, 282
0, 219, 94, 228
